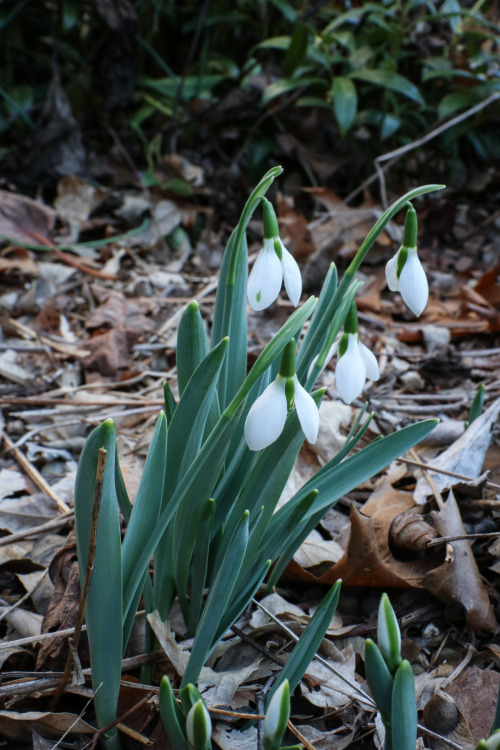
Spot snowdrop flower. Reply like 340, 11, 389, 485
244, 341, 319, 451
263, 680, 291, 750
247, 197, 302, 311
335, 304, 379, 405
377, 593, 402, 675
186, 698, 212, 750
385, 205, 428, 317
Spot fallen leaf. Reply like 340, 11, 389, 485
414, 397, 500, 504
0, 190, 56, 246
423, 491, 498, 633
286, 481, 441, 588
36, 540, 81, 670
446, 667, 500, 744
0, 710, 94, 740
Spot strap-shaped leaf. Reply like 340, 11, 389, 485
163, 337, 228, 507
124, 409, 240, 619
176, 301, 209, 396
267, 580, 342, 703
181, 511, 250, 686
159, 676, 188, 750
364, 638, 393, 725
391, 660, 417, 750
122, 412, 167, 628
187, 499, 215, 636
74, 420, 122, 744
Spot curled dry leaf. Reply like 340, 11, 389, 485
36, 539, 82, 670
390, 510, 438, 553
423, 490, 498, 633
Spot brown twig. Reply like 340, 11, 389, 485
50, 448, 107, 708
1, 433, 70, 513
399, 456, 500, 491
0, 511, 74, 546
408, 448, 444, 510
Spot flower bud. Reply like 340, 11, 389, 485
186, 698, 212, 750
377, 593, 402, 675
264, 680, 290, 750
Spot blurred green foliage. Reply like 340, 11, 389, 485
1, 0, 499, 178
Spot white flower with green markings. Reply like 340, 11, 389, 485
335, 304, 379, 405
247, 197, 302, 311
385, 204, 428, 317
245, 340, 319, 451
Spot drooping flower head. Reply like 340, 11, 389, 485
244, 340, 320, 451
335, 303, 379, 405
385, 204, 428, 317
247, 198, 302, 311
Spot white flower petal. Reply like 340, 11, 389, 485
247, 239, 283, 311
385, 250, 400, 292
359, 342, 380, 381
307, 338, 340, 380
293, 376, 319, 444
399, 247, 429, 317
244, 377, 288, 450
335, 334, 366, 405
280, 241, 302, 307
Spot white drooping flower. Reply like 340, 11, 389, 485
385, 245, 429, 317
335, 333, 379, 405
244, 340, 319, 451
244, 374, 319, 451
385, 204, 428, 317
247, 198, 302, 311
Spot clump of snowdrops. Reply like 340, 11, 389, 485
74, 166, 443, 748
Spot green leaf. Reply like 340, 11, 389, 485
364, 638, 393, 724
380, 113, 401, 140
164, 337, 228, 503
350, 69, 425, 104
438, 90, 481, 119
182, 511, 250, 686
121, 412, 167, 634
284, 23, 309, 77
262, 76, 328, 106
391, 660, 417, 750
163, 381, 177, 426
187, 499, 215, 635
176, 301, 209, 396
333, 77, 358, 135
159, 676, 188, 750
74, 420, 122, 743
268, 581, 342, 701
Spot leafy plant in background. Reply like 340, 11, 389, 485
1, 1, 499, 179
258, 0, 500, 153
74, 166, 442, 747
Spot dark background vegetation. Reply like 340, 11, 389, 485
1, 0, 499, 202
